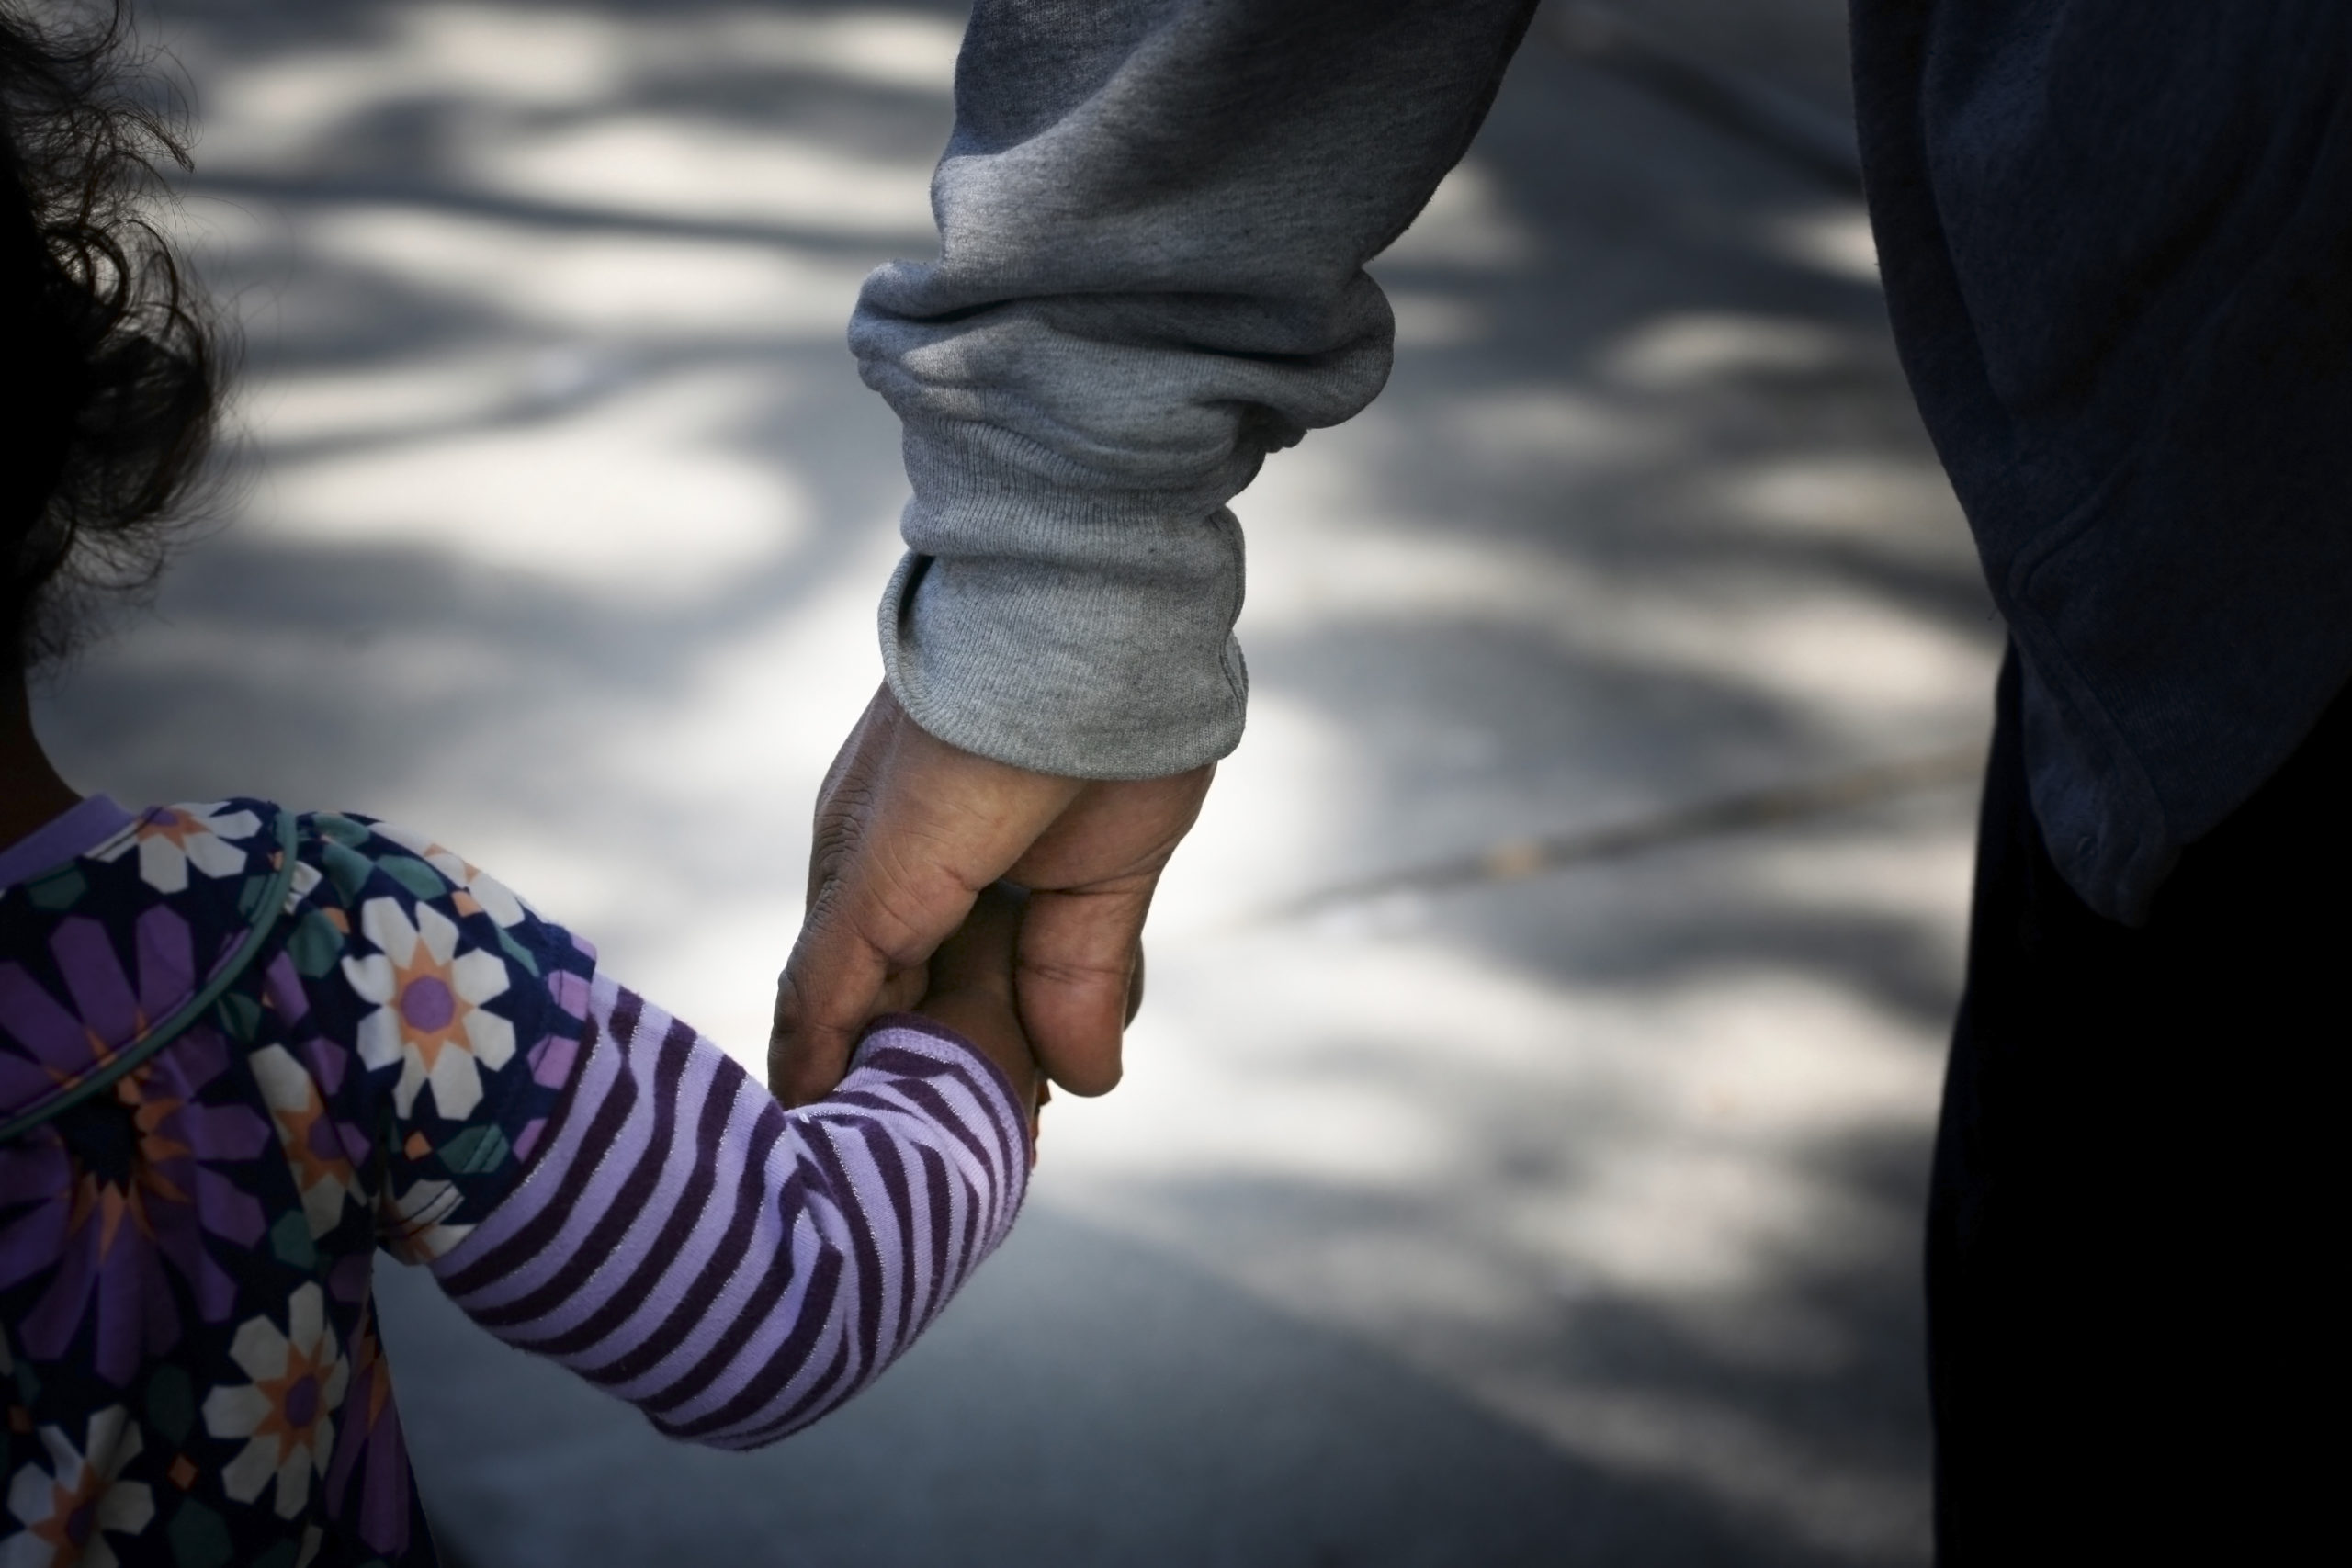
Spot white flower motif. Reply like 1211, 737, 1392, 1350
5, 1405, 154, 1568
368, 821, 533, 928
379, 1177, 473, 1264
199, 1284, 349, 1519
249, 1045, 356, 1238
94, 802, 259, 895
280, 857, 324, 914
340, 897, 514, 1118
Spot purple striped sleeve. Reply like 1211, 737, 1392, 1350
424, 975, 1032, 1448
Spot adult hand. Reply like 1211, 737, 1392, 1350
770, 683, 1214, 1106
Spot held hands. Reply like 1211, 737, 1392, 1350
910, 883, 1050, 1145
770, 683, 1212, 1107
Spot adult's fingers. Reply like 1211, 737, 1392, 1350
770, 685, 1080, 1103
1006, 765, 1213, 1093
1013, 882, 1152, 1094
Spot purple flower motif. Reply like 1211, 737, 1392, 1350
323, 1299, 413, 1557
0, 908, 192, 1109
0, 926, 271, 1385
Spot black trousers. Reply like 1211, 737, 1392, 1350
1929, 652, 2349, 1563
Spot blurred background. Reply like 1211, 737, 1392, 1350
39, 1, 2001, 1562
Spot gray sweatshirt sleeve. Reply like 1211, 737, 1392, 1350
851, 0, 1539, 779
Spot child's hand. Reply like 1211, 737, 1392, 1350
912, 883, 1049, 1148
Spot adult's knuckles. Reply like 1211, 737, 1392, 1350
1017, 949, 1136, 989
808, 809, 871, 873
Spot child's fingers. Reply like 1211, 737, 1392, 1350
927, 881, 1028, 1001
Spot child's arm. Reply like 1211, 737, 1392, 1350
424, 982, 1028, 1447
291, 813, 1039, 1446
407, 886, 1039, 1449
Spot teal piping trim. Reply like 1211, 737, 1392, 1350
0, 809, 301, 1144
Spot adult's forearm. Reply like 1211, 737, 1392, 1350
852, 0, 1540, 777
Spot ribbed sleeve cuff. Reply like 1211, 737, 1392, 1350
878, 421, 1252, 781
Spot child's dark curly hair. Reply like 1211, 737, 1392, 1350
2, 0, 220, 673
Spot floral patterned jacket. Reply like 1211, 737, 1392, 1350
0, 799, 1029, 1568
